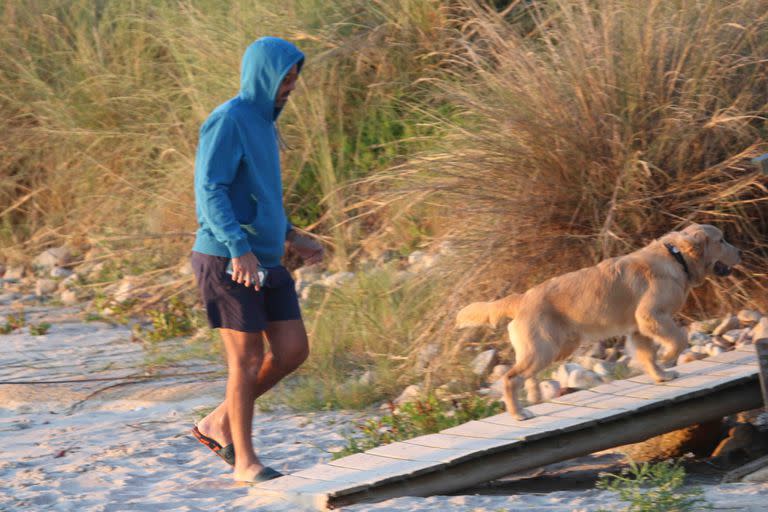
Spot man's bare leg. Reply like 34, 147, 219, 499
196, 320, 309, 474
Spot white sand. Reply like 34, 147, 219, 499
1, 298, 767, 511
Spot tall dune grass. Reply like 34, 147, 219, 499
374, 0, 768, 373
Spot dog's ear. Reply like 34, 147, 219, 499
679, 226, 709, 258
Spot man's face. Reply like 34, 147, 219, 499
275, 64, 299, 108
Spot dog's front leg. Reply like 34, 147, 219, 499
635, 304, 687, 366
627, 333, 679, 382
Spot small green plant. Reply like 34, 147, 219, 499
0, 312, 25, 334
133, 297, 196, 342
332, 393, 503, 459
596, 459, 709, 512
29, 322, 51, 336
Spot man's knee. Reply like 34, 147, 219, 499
276, 342, 309, 372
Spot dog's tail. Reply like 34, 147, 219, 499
455, 293, 522, 328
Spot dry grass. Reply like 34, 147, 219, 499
371, 0, 768, 374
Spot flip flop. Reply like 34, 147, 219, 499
191, 425, 236, 466
238, 466, 284, 484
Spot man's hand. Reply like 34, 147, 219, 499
230, 252, 264, 290
286, 230, 324, 266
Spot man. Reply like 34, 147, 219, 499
189, 37, 323, 483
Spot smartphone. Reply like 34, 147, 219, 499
226, 261, 268, 287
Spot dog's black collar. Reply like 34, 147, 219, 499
664, 242, 690, 279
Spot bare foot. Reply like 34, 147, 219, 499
233, 462, 266, 483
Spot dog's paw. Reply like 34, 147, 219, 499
513, 409, 535, 421
655, 369, 679, 382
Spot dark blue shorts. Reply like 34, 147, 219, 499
190, 251, 302, 333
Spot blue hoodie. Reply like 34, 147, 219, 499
192, 37, 305, 267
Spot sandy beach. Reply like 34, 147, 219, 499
2, 298, 767, 511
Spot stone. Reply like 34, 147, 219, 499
60, 290, 78, 305
488, 364, 511, 383
57, 274, 79, 292
358, 370, 374, 386
407, 251, 426, 266
488, 379, 504, 399
582, 342, 606, 360
721, 329, 747, 344
743, 466, 768, 483
114, 277, 140, 303
567, 368, 602, 389
471, 349, 498, 376
322, 272, 355, 288
688, 331, 710, 346
50, 267, 74, 279
713, 314, 739, 336
690, 344, 708, 355
752, 317, 768, 342
35, 279, 57, 297
688, 318, 721, 334
416, 343, 441, 370
737, 309, 763, 327
394, 384, 422, 406
4, 265, 25, 280
539, 379, 561, 401
592, 360, 616, 378
706, 344, 725, 357
177, 259, 194, 276
677, 350, 706, 365
555, 363, 584, 387
573, 356, 602, 372
33, 246, 72, 271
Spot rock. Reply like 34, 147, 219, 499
416, 343, 440, 370
582, 342, 606, 360
688, 318, 721, 334
33, 246, 72, 271
60, 290, 78, 305
4, 265, 25, 280
688, 331, 710, 346
706, 344, 725, 357
592, 360, 616, 378
358, 370, 374, 386
488, 364, 511, 383
752, 317, 768, 342
555, 363, 584, 387
488, 379, 504, 399
394, 384, 422, 406
567, 368, 602, 389
407, 251, 426, 267
712, 336, 734, 349
737, 309, 763, 327
294, 264, 323, 284
322, 272, 354, 288
690, 344, 708, 355
177, 259, 194, 276
57, 274, 79, 292
713, 314, 739, 336
471, 349, 498, 376
677, 350, 705, 365
721, 329, 747, 344
603, 347, 620, 362
573, 356, 602, 372
114, 277, 140, 303
35, 279, 57, 297
539, 380, 561, 401
50, 267, 74, 279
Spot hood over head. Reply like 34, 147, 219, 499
239, 37, 304, 120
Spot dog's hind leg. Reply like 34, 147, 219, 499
628, 332, 679, 382
524, 377, 541, 405
501, 366, 533, 421
635, 300, 687, 365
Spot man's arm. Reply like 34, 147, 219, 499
194, 113, 250, 257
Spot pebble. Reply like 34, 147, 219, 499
713, 314, 740, 336
35, 279, 57, 297
394, 384, 422, 406
737, 309, 763, 327
488, 364, 511, 383
471, 349, 498, 376
567, 368, 602, 389
539, 380, 560, 401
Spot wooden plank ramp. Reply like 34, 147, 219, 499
253, 344, 763, 510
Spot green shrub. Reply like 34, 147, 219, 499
596, 459, 709, 512
333, 393, 503, 459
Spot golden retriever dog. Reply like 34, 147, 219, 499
456, 224, 741, 420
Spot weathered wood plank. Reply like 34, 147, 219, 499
480, 413, 591, 433
543, 405, 628, 422
706, 350, 757, 364
441, 420, 542, 440
366, 442, 471, 464
401, 433, 517, 452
